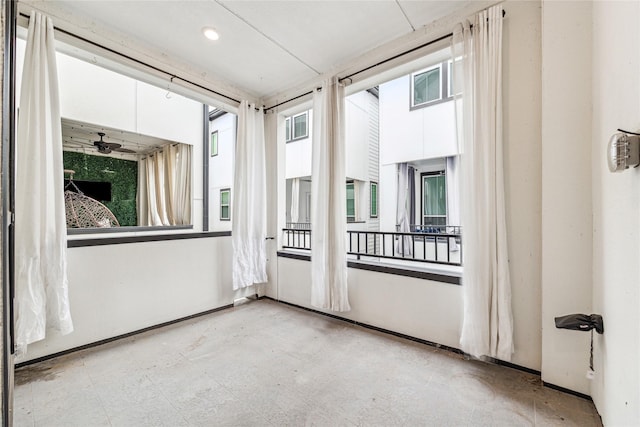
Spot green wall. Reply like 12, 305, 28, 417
63, 151, 138, 226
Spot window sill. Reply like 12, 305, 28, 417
68, 225, 193, 235
68, 230, 231, 248
277, 250, 461, 285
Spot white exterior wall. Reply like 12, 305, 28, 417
209, 113, 236, 231
591, 1, 640, 425
284, 110, 313, 180
379, 75, 458, 166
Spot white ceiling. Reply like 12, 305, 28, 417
48, 1, 472, 100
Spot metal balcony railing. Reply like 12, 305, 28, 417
282, 226, 462, 266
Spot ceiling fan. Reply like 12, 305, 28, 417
93, 132, 136, 154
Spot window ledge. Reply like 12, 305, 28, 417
68, 230, 231, 248
277, 250, 461, 285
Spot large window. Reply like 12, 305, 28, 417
412, 65, 441, 107
285, 111, 309, 142
422, 172, 446, 226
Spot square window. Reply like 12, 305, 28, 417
293, 113, 308, 139
412, 66, 441, 107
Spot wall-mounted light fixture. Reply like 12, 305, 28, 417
608, 130, 640, 172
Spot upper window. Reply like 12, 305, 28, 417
370, 182, 378, 218
412, 65, 441, 107
210, 131, 218, 156
285, 111, 309, 142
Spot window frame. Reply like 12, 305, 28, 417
210, 130, 218, 157
220, 188, 231, 221
285, 111, 309, 142
370, 181, 378, 218
410, 64, 443, 109
420, 171, 447, 226
346, 180, 356, 222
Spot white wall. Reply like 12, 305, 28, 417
19, 237, 235, 363
591, 1, 640, 425
277, 257, 463, 349
285, 111, 313, 180
209, 113, 236, 231
379, 76, 458, 166
540, 0, 592, 395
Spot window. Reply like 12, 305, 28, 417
370, 182, 378, 218
422, 172, 446, 226
285, 111, 309, 142
412, 65, 441, 107
220, 189, 230, 221
210, 130, 218, 156
346, 181, 356, 221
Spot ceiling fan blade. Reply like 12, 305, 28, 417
114, 147, 136, 154
104, 142, 122, 150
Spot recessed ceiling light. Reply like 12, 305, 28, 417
203, 27, 219, 41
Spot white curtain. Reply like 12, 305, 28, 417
139, 144, 192, 226
15, 12, 74, 354
311, 77, 350, 312
453, 4, 514, 361
290, 178, 300, 224
232, 101, 267, 290
395, 163, 413, 256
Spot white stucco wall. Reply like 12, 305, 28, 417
541, 0, 592, 395
591, 1, 640, 425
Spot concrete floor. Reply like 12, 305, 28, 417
14, 299, 601, 426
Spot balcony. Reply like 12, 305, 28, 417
282, 224, 462, 267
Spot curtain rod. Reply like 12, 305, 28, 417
263, 8, 505, 113
18, 12, 242, 106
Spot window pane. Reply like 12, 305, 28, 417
346, 183, 355, 217
221, 205, 229, 219
423, 175, 446, 216
293, 113, 307, 139
370, 183, 377, 217
211, 131, 218, 156
285, 118, 290, 141
221, 190, 229, 205
413, 68, 440, 105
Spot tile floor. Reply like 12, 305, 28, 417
14, 299, 602, 426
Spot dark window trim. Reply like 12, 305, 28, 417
68, 231, 231, 248
220, 188, 231, 221
370, 181, 378, 219
277, 250, 460, 285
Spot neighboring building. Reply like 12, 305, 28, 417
284, 89, 380, 234
378, 58, 460, 234
208, 109, 236, 231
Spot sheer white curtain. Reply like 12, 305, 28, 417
15, 11, 74, 354
311, 77, 350, 312
290, 178, 300, 224
396, 163, 413, 256
453, 4, 513, 360
139, 144, 192, 226
232, 101, 267, 290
